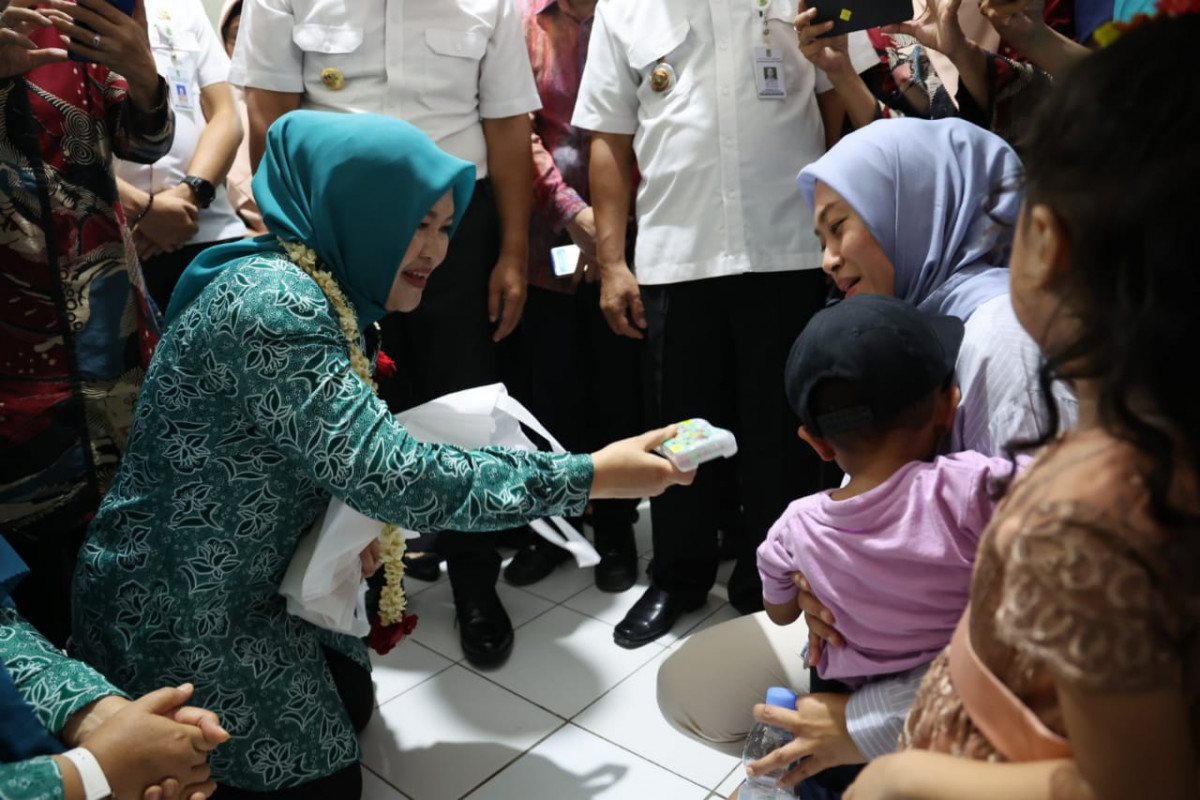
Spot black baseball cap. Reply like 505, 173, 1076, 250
785, 294, 965, 438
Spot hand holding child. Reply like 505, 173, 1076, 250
792, 571, 844, 666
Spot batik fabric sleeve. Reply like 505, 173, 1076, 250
858, 30, 957, 121
0, 606, 125, 800
953, 53, 1053, 144
0, 27, 171, 538
0, 760, 63, 800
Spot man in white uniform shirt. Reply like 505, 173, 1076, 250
230, 0, 541, 668
116, 0, 246, 313
573, 0, 877, 646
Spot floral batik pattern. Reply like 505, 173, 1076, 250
73, 255, 593, 791
0, 607, 124, 799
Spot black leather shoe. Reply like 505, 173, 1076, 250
593, 523, 637, 593
503, 539, 570, 586
457, 593, 514, 668
614, 586, 706, 648
594, 548, 638, 593
403, 551, 442, 583
592, 523, 638, 593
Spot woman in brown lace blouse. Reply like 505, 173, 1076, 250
842, 13, 1200, 800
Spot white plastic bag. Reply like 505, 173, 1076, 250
280, 383, 598, 634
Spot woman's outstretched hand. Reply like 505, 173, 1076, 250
590, 426, 696, 499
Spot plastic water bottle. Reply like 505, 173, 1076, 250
739, 686, 798, 799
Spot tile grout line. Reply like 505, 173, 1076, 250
367, 546, 736, 798
453, 719, 571, 799
505, 567, 603, 606
561, 639, 740, 792
555, 720, 717, 796
373, 639, 457, 709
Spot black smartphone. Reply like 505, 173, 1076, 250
69, 0, 138, 63
812, 0, 913, 36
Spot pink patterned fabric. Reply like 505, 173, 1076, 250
947, 606, 1072, 762
520, 0, 592, 293
0, 23, 172, 534
902, 430, 1200, 761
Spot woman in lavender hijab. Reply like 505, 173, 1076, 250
657, 119, 1077, 797
797, 117, 1076, 458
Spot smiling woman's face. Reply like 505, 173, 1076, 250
812, 181, 896, 300
386, 191, 455, 313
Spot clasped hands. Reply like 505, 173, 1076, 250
65, 684, 229, 800
133, 184, 201, 259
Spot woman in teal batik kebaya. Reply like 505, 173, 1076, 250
71, 110, 691, 800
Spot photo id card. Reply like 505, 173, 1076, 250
168, 64, 195, 113
753, 46, 786, 100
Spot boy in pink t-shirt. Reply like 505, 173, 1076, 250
759, 294, 1018, 687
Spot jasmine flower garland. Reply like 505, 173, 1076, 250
278, 239, 411, 634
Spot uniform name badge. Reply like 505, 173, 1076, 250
753, 46, 786, 100
168, 64, 194, 112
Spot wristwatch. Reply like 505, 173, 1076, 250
180, 175, 216, 209
62, 747, 112, 800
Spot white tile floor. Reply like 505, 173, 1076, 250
359, 507, 746, 799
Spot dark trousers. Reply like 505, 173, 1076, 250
377, 179, 515, 602
641, 271, 830, 612
797, 670, 863, 799
142, 238, 242, 314
520, 283, 642, 530
3, 523, 89, 648
211, 647, 372, 800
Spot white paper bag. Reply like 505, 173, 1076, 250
280, 383, 599, 634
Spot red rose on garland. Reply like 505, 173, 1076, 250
368, 612, 419, 656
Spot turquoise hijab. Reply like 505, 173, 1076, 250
165, 111, 476, 329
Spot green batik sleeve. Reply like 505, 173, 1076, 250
0, 757, 65, 800
0, 607, 126, 735
206, 261, 593, 532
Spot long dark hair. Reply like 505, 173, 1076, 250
1017, 13, 1200, 526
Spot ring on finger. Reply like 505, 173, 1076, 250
91, 32, 101, 48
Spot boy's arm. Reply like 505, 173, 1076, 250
764, 598, 802, 626
757, 513, 807, 624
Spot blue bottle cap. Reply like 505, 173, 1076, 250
765, 686, 798, 709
